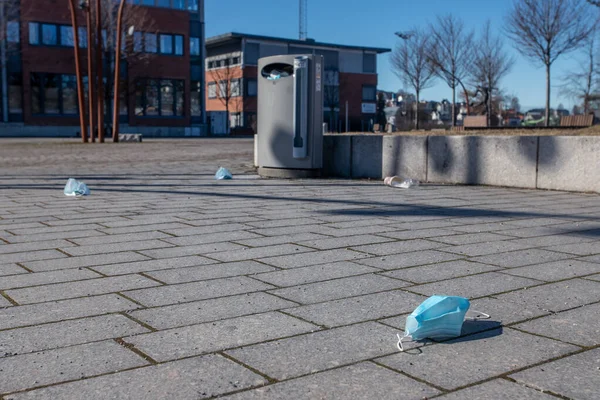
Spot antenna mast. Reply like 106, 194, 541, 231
299, 0, 307, 40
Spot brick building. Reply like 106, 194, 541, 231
0, 0, 206, 137
205, 32, 390, 134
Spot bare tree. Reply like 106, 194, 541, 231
505, 0, 597, 126
209, 61, 241, 134
560, 34, 598, 114
98, 0, 157, 135
470, 21, 515, 127
391, 29, 436, 129
427, 14, 474, 126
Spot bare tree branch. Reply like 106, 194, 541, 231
504, 0, 597, 126
209, 61, 240, 134
391, 28, 436, 129
470, 20, 515, 126
427, 14, 475, 126
560, 33, 598, 113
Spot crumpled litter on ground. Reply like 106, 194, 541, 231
384, 176, 420, 189
215, 167, 233, 180
64, 178, 90, 197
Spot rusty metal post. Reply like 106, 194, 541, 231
85, 3, 95, 142
67, 0, 88, 142
112, 0, 126, 143
95, 0, 104, 142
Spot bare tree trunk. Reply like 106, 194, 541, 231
415, 91, 419, 130
112, 0, 126, 142
67, 0, 88, 143
545, 64, 551, 127
96, 0, 105, 142
86, 8, 95, 142
452, 86, 456, 126
488, 87, 492, 127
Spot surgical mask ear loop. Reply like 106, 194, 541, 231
465, 310, 491, 320
397, 333, 410, 352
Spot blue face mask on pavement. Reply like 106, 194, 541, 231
397, 295, 489, 351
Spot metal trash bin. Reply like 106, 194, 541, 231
256, 54, 324, 178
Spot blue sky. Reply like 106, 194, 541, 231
206, 0, 589, 111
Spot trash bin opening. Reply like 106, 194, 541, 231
261, 63, 294, 81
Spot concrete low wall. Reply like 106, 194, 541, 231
323, 133, 600, 193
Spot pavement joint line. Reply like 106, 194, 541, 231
118, 311, 159, 332
114, 337, 158, 365
116, 292, 148, 308
501, 377, 571, 400
85, 267, 109, 278
507, 326, 585, 349
276, 309, 329, 331
55, 248, 74, 257
371, 360, 449, 394
14, 262, 34, 273
218, 352, 279, 385
0, 291, 19, 306
496, 268, 600, 283
137, 272, 168, 286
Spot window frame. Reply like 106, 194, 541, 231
208, 82, 217, 99
134, 78, 185, 117
245, 78, 257, 97
362, 85, 376, 102
30, 72, 81, 116
190, 37, 200, 56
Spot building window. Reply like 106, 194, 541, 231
207, 60, 214, 69
41, 24, 57, 45
246, 78, 257, 97
159, 34, 172, 54
7, 21, 19, 43
28, 22, 39, 45
30, 73, 80, 115
363, 53, 376, 73
231, 79, 241, 97
208, 82, 216, 99
134, 32, 143, 52
232, 56, 240, 65
191, 80, 202, 116
230, 113, 242, 129
60, 25, 74, 46
144, 33, 157, 53
8, 74, 22, 114
190, 37, 200, 56
135, 78, 184, 117
157, 0, 170, 7
173, 0, 185, 9
174, 35, 183, 55
141, 0, 155, 5
78, 27, 88, 48
188, 0, 198, 11
362, 85, 376, 101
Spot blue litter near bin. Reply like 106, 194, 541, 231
215, 167, 233, 180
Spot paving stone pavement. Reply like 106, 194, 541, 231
1, 138, 600, 399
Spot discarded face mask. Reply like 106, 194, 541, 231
64, 178, 90, 197
384, 176, 420, 189
215, 167, 233, 180
396, 295, 489, 351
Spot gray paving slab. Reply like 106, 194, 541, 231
269, 274, 410, 304
376, 328, 578, 391
22, 251, 151, 272
124, 311, 319, 362
4, 354, 267, 400
0, 249, 68, 265
233, 232, 328, 247
130, 292, 296, 330
62, 239, 173, 257
70, 231, 171, 246
296, 234, 394, 250
0, 264, 27, 277
0, 268, 101, 290
0, 294, 142, 330
495, 278, 600, 312
436, 379, 556, 399
284, 289, 426, 328
225, 322, 400, 380
514, 302, 600, 346
207, 243, 315, 262
351, 239, 445, 256
160, 223, 254, 237
0, 296, 12, 307
162, 230, 262, 246
90, 255, 215, 276
2, 229, 106, 244
510, 348, 600, 400
502, 259, 600, 282
98, 222, 192, 235
431, 232, 514, 245
470, 248, 576, 268
409, 272, 542, 298
0, 314, 150, 357
440, 240, 533, 257
254, 261, 377, 287
382, 260, 501, 284
6, 275, 162, 305
122, 276, 275, 307
355, 249, 463, 271
378, 228, 459, 240
145, 261, 277, 284
545, 240, 600, 256
221, 361, 440, 400
258, 248, 369, 269
139, 241, 246, 259
580, 254, 600, 264
0, 340, 148, 394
